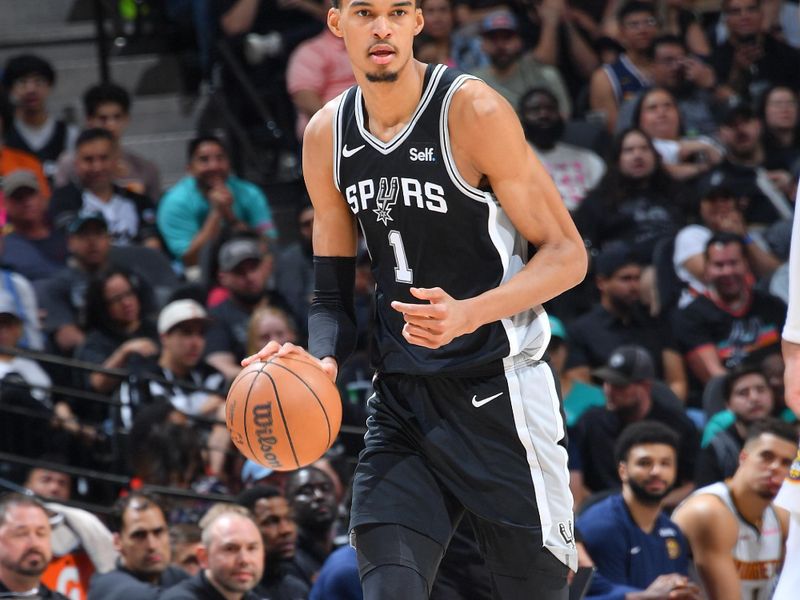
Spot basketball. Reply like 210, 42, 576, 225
226, 354, 342, 471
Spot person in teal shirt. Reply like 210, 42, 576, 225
548, 315, 605, 428
157, 135, 277, 269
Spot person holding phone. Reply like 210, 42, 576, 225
710, 0, 800, 102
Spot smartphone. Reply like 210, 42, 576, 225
569, 566, 596, 600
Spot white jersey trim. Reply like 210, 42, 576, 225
354, 64, 447, 155
503, 356, 576, 570
332, 91, 347, 192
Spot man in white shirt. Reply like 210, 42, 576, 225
519, 87, 605, 213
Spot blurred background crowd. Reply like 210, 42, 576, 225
0, 0, 799, 599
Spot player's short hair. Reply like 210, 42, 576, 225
109, 492, 164, 533
199, 503, 254, 546
75, 127, 115, 149
614, 421, 680, 464
170, 523, 201, 547
744, 418, 798, 446
235, 485, 283, 511
0, 493, 47, 528
618, 0, 656, 22
648, 34, 686, 59
331, 0, 421, 8
517, 87, 559, 113
722, 364, 768, 402
83, 82, 131, 117
704, 231, 746, 259
2, 54, 55, 88
187, 134, 227, 162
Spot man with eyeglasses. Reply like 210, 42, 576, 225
88, 494, 188, 600
589, 0, 657, 132
711, 0, 800, 103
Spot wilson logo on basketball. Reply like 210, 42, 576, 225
226, 355, 342, 471
252, 403, 281, 469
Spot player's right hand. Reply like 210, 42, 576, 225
241, 342, 338, 383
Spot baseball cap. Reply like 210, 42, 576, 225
68, 210, 108, 235
0, 293, 22, 320
481, 10, 518, 34
2, 169, 39, 197
592, 345, 655, 386
241, 459, 273, 484
218, 239, 262, 272
157, 299, 211, 334
594, 244, 638, 278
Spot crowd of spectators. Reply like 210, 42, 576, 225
1, 0, 800, 599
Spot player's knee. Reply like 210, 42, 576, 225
487, 549, 569, 600
361, 564, 430, 599
352, 523, 443, 595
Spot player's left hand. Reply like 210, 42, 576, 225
391, 287, 475, 349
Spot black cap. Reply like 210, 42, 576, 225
594, 244, 638, 278
68, 210, 108, 235
592, 345, 655, 385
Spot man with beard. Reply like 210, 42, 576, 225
564, 244, 687, 402
705, 103, 793, 227
695, 366, 776, 487
88, 494, 188, 600
572, 345, 699, 503
577, 422, 701, 600
157, 135, 277, 270
617, 35, 717, 136
284, 467, 339, 586
206, 235, 292, 381
673, 233, 786, 391
469, 10, 571, 118
161, 507, 264, 600
236, 486, 310, 599
673, 419, 797, 600
0, 493, 69, 599
518, 88, 605, 213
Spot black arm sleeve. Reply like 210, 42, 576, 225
307, 256, 358, 368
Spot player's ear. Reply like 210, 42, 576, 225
617, 461, 628, 483
414, 7, 424, 36
328, 8, 343, 38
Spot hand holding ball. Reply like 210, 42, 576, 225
226, 353, 342, 471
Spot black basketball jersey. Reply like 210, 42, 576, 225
334, 64, 550, 375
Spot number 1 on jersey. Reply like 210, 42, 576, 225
388, 230, 413, 284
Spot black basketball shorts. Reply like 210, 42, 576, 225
349, 354, 578, 574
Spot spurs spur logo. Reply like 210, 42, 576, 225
374, 176, 400, 225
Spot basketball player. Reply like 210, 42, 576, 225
672, 419, 797, 600
242, 0, 587, 596
773, 185, 800, 600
